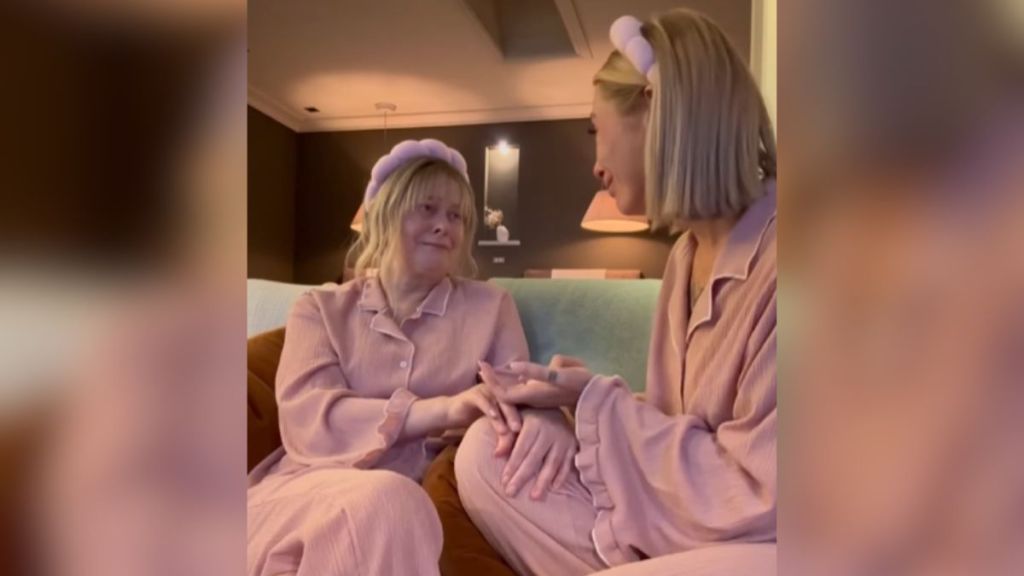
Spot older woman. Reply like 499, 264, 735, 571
247, 139, 528, 576
459, 9, 777, 576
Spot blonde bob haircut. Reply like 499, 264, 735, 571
594, 8, 777, 228
346, 158, 478, 279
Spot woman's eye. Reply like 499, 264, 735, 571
448, 211, 463, 222
420, 203, 437, 214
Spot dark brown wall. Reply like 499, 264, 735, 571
248, 107, 297, 282
294, 119, 675, 283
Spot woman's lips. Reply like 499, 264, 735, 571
420, 241, 451, 250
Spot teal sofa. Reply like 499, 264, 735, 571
246, 278, 777, 574
247, 278, 661, 391
489, 278, 660, 390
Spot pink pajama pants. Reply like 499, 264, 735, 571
455, 419, 776, 576
247, 468, 443, 576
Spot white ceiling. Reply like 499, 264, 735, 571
248, 0, 752, 132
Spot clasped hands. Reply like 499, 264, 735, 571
471, 355, 595, 500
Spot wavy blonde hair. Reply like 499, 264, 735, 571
346, 158, 478, 279
594, 8, 776, 228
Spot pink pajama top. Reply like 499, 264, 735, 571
249, 276, 529, 486
575, 184, 777, 566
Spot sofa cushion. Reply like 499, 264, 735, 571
247, 327, 285, 472
247, 279, 314, 337
422, 445, 517, 576
490, 279, 661, 391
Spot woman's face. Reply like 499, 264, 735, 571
591, 89, 648, 216
393, 180, 466, 281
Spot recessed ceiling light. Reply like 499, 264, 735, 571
304, 106, 319, 113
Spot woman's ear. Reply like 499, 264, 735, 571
639, 85, 653, 126
641, 85, 654, 123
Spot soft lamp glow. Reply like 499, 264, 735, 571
350, 203, 365, 232
580, 190, 648, 233
497, 140, 510, 155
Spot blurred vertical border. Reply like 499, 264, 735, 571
0, 1, 246, 575
781, 0, 1024, 574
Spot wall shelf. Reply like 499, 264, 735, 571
477, 240, 521, 247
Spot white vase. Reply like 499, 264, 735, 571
496, 225, 510, 243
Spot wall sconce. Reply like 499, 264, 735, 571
580, 190, 648, 233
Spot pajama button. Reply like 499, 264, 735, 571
399, 360, 408, 368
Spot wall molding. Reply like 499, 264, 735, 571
553, 0, 592, 58
247, 86, 303, 132
299, 102, 592, 133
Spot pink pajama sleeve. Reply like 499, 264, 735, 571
275, 293, 417, 469
575, 300, 777, 565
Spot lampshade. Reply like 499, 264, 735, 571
350, 203, 365, 232
580, 191, 648, 233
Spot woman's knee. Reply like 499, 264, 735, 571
365, 470, 439, 526
311, 469, 441, 547
296, 470, 441, 571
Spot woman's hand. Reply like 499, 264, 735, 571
499, 408, 578, 500
403, 384, 520, 441
445, 384, 522, 433
478, 356, 594, 409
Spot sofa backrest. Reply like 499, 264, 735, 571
247, 277, 662, 392
490, 279, 661, 392
247, 279, 316, 337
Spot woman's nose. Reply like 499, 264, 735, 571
432, 218, 449, 235
593, 162, 607, 185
